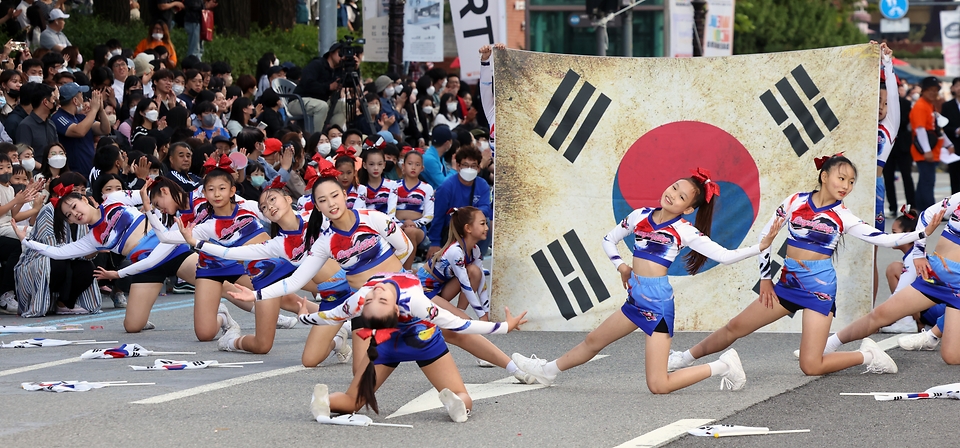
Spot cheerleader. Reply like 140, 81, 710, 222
874, 42, 900, 302
147, 155, 304, 346
395, 147, 434, 271
512, 168, 781, 393
419, 207, 488, 320
356, 147, 399, 217
11, 184, 205, 334
291, 272, 526, 422
879, 206, 925, 334
179, 170, 355, 365
669, 156, 940, 377
298, 147, 365, 212
227, 171, 537, 382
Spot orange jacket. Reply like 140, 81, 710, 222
910, 97, 943, 162
134, 39, 178, 67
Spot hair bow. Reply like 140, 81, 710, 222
303, 166, 319, 190
814, 152, 845, 171
401, 146, 424, 156
900, 204, 916, 220
690, 168, 720, 203
264, 176, 286, 191
363, 136, 386, 151
203, 154, 235, 175
354, 327, 398, 345
311, 152, 328, 166
316, 158, 342, 179
335, 146, 357, 159
50, 183, 75, 208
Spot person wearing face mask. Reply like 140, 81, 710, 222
39, 9, 72, 52
22, 58, 44, 85
237, 161, 266, 200
135, 20, 179, 67
192, 101, 228, 140
6, 82, 37, 143
15, 83, 58, 153
17, 145, 38, 175
178, 69, 203, 110
52, 83, 112, 177
324, 124, 343, 153
0, 70, 22, 121
373, 75, 402, 136
426, 146, 491, 260
432, 93, 461, 130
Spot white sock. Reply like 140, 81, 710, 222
332, 334, 344, 351
543, 360, 561, 376
505, 361, 518, 374
682, 350, 696, 364
861, 349, 874, 365
708, 360, 729, 376
825, 334, 843, 354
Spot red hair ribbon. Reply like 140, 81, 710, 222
363, 136, 386, 151
50, 183, 75, 208
311, 152, 327, 166
335, 146, 357, 159
690, 168, 720, 204
814, 152, 845, 171
303, 166, 319, 190
401, 146, 424, 156
264, 176, 286, 191
203, 154, 235, 175
900, 204, 916, 220
354, 327, 398, 345
316, 158, 342, 179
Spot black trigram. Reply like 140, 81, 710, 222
753, 240, 789, 294
533, 69, 611, 163
531, 230, 611, 320
759, 65, 840, 157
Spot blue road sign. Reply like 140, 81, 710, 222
880, 0, 908, 20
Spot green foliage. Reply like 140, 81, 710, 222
733, 0, 868, 55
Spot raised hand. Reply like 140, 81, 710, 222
759, 217, 786, 251
504, 306, 528, 332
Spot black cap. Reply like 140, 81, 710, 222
324, 42, 344, 58
920, 76, 941, 91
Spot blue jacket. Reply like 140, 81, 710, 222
378, 96, 402, 136
422, 145, 452, 188
428, 174, 491, 245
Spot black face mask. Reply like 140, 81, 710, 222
129, 89, 144, 97
11, 183, 25, 193
384, 160, 396, 173
7, 89, 19, 99
0, 173, 11, 184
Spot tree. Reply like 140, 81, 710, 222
95, 0, 130, 25
253, 0, 296, 30
216, 0, 253, 37
388, 0, 404, 76
733, 0, 867, 55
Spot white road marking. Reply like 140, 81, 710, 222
386, 354, 609, 419
877, 335, 901, 351
131, 365, 306, 404
613, 418, 715, 448
0, 357, 82, 377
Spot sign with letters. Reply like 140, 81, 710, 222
450, 0, 503, 81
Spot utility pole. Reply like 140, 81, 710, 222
622, 0, 633, 57
318, 0, 337, 56
388, 0, 406, 76
691, 0, 707, 56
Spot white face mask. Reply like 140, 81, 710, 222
111, 49, 122, 56
20, 157, 35, 172
48, 154, 67, 169
411, 89, 418, 97
107, 114, 117, 126
318, 142, 332, 156
330, 136, 342, 149
426, 86, 435, 96
911, 93, 920, 101
384, 86, 395, 97
76, 54, 82, 65
173, 84, 184, 95
300, 137, 306, 148
27, 75, 42, 84
446, 102, 458, 113
129, 106, 137, 117
144, 110, 159, 122
459, 167, 478, 182
422, 106, 434, 115
479, 140, 490, 150
273, 58, 280, 66
152, 33, 164, 41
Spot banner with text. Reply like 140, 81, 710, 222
941, 9, 960, 78
404, 0, 445, 62
704, 0, 735, 56
362, 0, 389, 62
492, 45, 879, 332
670, 0, 694, 57
450, 0, 503, 81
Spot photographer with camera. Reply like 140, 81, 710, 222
291, 42, 346, 131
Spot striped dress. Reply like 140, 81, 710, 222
14, 203, 102, 317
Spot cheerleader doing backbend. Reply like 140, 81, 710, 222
513, 168, 783, 393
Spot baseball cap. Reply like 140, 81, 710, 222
134, 54, 154, 77
263, 138, 282, 156
432, 124, 452, 145
49, 9, 69, 21
59, 82, 88, 101
212, 135, 232, 145
920, 76, 941, 91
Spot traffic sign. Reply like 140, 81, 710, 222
880, 0, 908, 21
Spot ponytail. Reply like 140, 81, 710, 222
355, 312, 399, 414
431, 206, 478, 268
681, 176, 716, 275
895, 205, 919, 232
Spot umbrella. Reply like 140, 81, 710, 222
841, 382, 960, 401
129, 359, 263, 371
0, 324, 83, 333
688, 425, 810, 438
1, 338, 118, 348
21, 381, 155, 393
80, 344, 195, 359
316, 414, 413, 428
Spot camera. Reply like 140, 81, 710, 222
337, 36, 365, 73
11, 42, 27, 52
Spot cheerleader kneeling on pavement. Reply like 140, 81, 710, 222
296, 272, 527, 423
670, 155, 939, 376
513, 168, 783, 393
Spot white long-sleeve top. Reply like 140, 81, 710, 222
878, 54, 900, 168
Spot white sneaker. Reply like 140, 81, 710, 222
218, 325, 242, 352
793, 349, 800, 359
512, 369, 537, 385
899, 329, 940, 351
310, 384, 331, 420
334, 325, 352, 363
0, 291, 17, 314
438, 388, 469, 423
510, 353, 556, 386
142, 321, 156, 331
860, 338, 898, 374
667, 349, 693, 372
718, 349, 746, 391
881, 316, 918, 334
276, 313, 298, 329
217, 303, 239, 336
476, 359, 496, 368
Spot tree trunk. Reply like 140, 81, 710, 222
216, 0, 252, 37
387, 0, 404, 76
95, 0, 130, 25
255, 0, 296, 30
